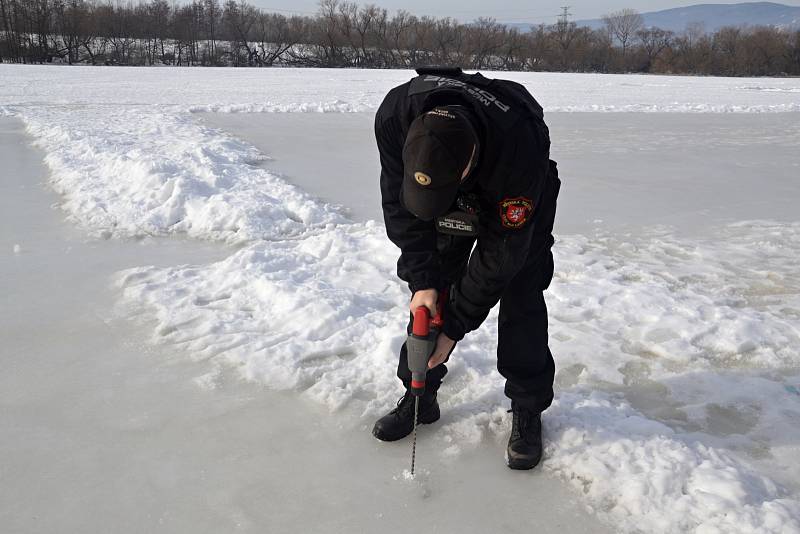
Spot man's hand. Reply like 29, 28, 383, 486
409, 289, 455, 368
428, 332, 456, 369
410, 288, 438, 315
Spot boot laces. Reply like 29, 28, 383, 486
509, 405, 538, 442
391, 392, 416, 419
392, 391, 434, 419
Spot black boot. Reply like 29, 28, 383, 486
506, 402, 543, 470
372, 391, 440, 442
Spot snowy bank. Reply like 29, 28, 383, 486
2, 65, 800, 114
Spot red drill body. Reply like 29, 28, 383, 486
406, 294, 445, 396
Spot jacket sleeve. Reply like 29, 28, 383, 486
375, 112, 442, 292
441, 119, 551, 342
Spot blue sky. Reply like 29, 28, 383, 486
248, 0, 800, 23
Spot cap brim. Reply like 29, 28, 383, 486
401, 176, 460, 221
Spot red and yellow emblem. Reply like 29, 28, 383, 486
499, 197, 533, 229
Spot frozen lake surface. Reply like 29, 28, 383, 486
2, 65, 800, 533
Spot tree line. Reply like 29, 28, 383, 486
1, 0, 799, 76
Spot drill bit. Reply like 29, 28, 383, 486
410, 396, 419, 476
406, 297, 446, 478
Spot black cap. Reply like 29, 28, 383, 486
401, 106, 478, 221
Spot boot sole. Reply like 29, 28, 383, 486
505, 449, 542, 470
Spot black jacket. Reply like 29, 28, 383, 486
375, 67, 554, 341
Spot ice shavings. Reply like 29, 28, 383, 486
114, 219, 800, 533
18, 107, 344, 242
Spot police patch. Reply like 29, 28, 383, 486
499, 197, 533, 229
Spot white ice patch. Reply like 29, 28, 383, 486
18, 107, 344, 242
549, 223, 800, 384
546, 390, 800, 534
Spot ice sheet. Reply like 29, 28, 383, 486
2, 64, 800, 533
2, 65, 800, 113
198, 111, 800, 233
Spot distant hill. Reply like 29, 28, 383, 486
506, 2, 800, 34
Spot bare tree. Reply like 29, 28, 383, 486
551, 16, 578, 70
431, 16, 466, 66
497, 26, 526, 70
788, 29, 800, 75
222, 0, 252, 65
636, 27, 672, 72
52, 0, 94, 64
352, 3, 379, 66
714, 26, 743, 75
411, 15, 435, 65
602, 8, 643, 58
669, 22, 712, 73
254, 12, 301, 66
468, 17, 503, 69
0, 0, 22, 61
743, 26, 788, 76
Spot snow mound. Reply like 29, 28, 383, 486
549, 223, 800, 383
116, 222, 406, 411
114, 219, 800, 533
547, 390, 800, 534
19, 107, 344, 242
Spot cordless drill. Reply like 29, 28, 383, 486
406, 292, 445, 476
406, 293, 445, 397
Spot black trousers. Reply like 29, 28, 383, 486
396, 170, 561, 414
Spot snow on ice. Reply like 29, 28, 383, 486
19, 107, 344, 241
2, 64, 800, 533
2, 65, 800, 113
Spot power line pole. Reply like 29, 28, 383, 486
559, 6, 572, 24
